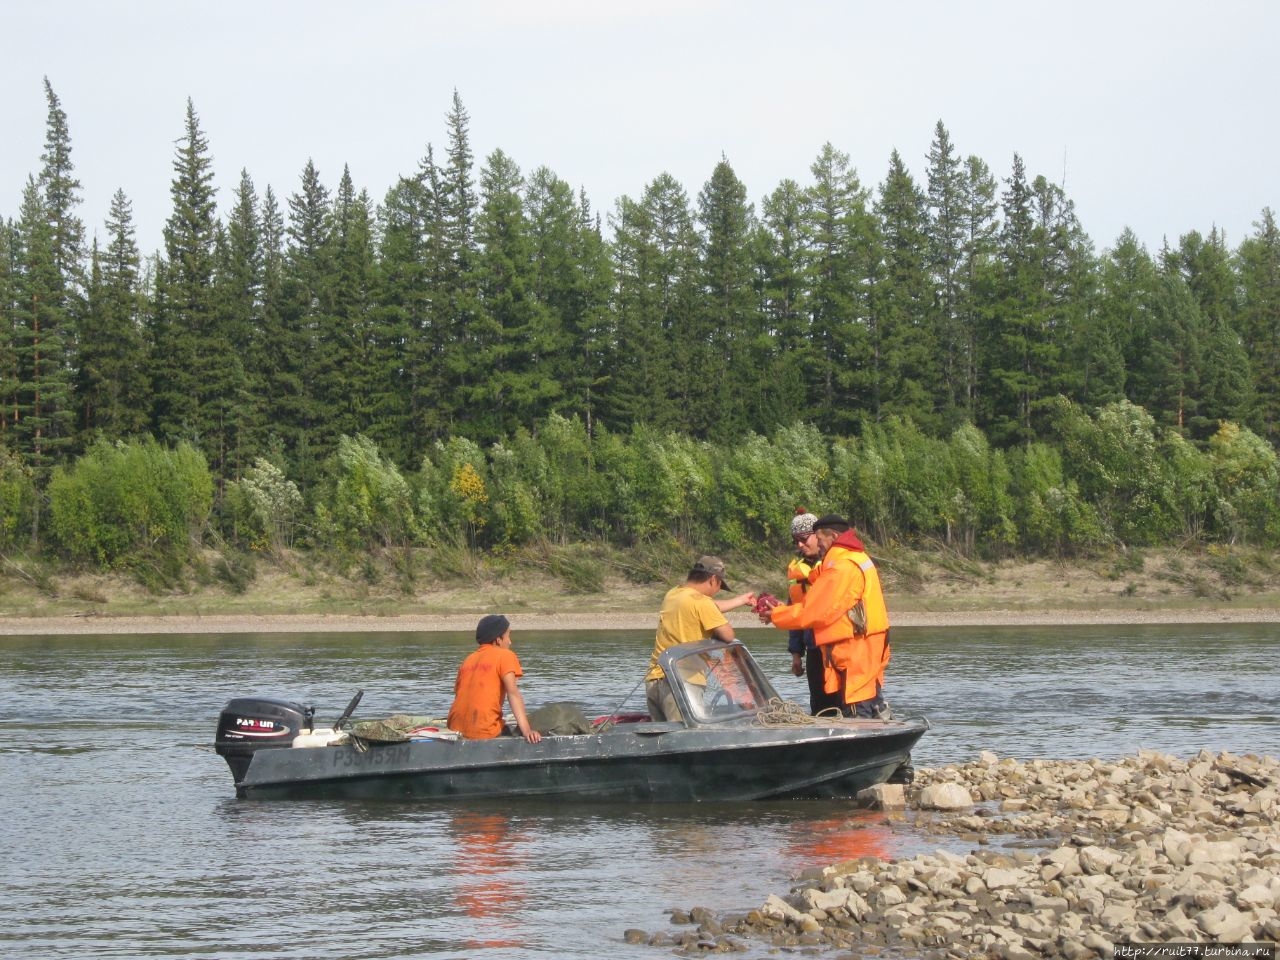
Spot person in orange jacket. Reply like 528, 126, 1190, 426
784, 509, 842, 714
764, 515, 891, 718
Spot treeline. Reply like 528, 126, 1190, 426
2, 82, 1280, 564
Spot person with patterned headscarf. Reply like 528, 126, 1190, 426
784, 509, 843, 714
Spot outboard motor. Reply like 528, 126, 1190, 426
215, 697, 313, 784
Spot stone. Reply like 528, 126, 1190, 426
1196, 901, 1255, 941
1161, 827, 1194, 866
983, 867, 1026, 890
919, 782, 975, 810
761, 894, 805, 925
1082, 931, 1114, 954
1187, 838, 1243, 863
856, 782, 906, 809
1044, 846, 1081, 876
800, 887, 853, 915
997, 943, 1037, 960
873, 884, 907, 908
1237, 883, 1275, 909
1078, 845, 1123, 874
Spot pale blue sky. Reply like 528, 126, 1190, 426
3, 0, 1276, 257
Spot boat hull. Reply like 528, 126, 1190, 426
233, 718, 926, 802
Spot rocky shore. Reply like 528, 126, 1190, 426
627, 750, 1280, 958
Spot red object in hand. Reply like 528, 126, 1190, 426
752, 593, 780, 616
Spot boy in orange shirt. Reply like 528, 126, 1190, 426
448, 615, 542, 743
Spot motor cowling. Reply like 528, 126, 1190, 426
215, 697, 313, 784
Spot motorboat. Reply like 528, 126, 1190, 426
214, 639, 926, 802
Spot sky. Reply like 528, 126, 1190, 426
3, 0, 1277, 259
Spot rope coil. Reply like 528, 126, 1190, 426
752, 697, 853, 727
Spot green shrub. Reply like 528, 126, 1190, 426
321, 435, 416, 550
0, 446, 36, 549
47, 439, 213, 569
225, 458, 304, 552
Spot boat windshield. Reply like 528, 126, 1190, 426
664, 641, 776, 724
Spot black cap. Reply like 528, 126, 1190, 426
813, 514, 850, 532
476, 614, 510, 644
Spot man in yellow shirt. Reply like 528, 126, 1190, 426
644, 556, 757, 721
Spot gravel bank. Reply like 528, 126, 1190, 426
2, 606, 1279, 635
635, 750, 1280, 957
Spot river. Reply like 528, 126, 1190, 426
2, 624, 1277, 959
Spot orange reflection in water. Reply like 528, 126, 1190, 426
449, 810, 528, 950
783, 810, 898, 867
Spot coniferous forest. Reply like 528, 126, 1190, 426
3, 82, 1280, 582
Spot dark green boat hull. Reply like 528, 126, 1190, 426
233, 718, 926, 802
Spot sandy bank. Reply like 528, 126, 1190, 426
2, 606, 1278, 635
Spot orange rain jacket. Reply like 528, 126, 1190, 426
770, 530, 889, 705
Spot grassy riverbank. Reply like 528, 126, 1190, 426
2, 543, 1279, 632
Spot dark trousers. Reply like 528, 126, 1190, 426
807, 650, 888, 718
805, 648, 846, 715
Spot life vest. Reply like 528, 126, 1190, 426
786, 556, 816, 604
842, 547, 890, 637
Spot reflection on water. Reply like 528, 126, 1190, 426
780, 810, 897, 865
449, 811, 529, 950
1, 624, 1277, 959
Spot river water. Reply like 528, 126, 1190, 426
2, 623, 1277, 959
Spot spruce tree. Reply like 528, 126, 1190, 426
470, 151, 566, 440
871, 149, 937, 429
1031, 173, 1094, 408
983, 155, 1086, 445
754, 178, 811, 428
255, 185, 293, 465
38, 78, 86, 295
373, 171, 432, 464
77, 190, 150, 441
214, 170, 265, 477
1079, 228, 1150, 408
606, 174, 698, 432
328, 168, 379, 444
1163, 228, 1251, 434
802, 143, 874, 433
281, 158, 333, 482
695, 157, 758, 439
957, 155, 1000, 425
1137, 271, 1206, 434
0, 219, 18, 443
1236, 208, 1280, 443
525, 168, 610, 433
152, 100, 218, 449
925, 121, 968, 426
438, 92, 484, 433
12, 179, 76, 544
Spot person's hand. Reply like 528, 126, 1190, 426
739, 591, 758, 608
752, 593, 780, 623
791, 653, 804, 677
523, 729, 542, 744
